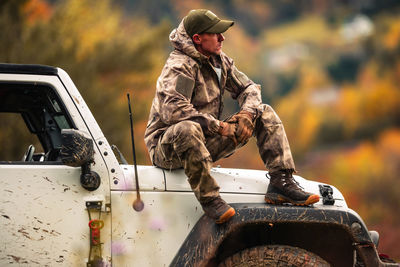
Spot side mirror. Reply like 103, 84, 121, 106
60, 129, 100, 191
60, 129, 94, 167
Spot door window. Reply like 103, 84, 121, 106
0, 82, 74, 163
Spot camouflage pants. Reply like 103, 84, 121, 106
152, 104, 295, 203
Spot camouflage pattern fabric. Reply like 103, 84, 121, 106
150, 105, 295, 203
144, 20, 262, 153
145, 19, 295, 203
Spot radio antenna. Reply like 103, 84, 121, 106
127, 93, 144, 212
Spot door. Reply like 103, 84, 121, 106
0, 78, 111, 266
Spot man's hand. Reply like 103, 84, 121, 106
218, 121, 238, 146
230, 111, 254, 144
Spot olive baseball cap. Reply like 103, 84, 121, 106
183, 9, 234, 38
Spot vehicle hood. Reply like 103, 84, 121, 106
119, 165, 347, 208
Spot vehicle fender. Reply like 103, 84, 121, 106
170, 203, 383, 267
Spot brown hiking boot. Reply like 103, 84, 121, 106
265, 170, 320, 206
201, 196, 235, 224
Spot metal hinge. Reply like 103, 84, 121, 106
86, 201, 107, 267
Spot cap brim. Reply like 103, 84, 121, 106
204, 20, 234, 34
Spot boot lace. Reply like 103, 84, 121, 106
281, 175, 304, 190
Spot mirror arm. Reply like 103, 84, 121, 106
80, 162, 101, 191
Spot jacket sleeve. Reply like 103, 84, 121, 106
157, 63, 220, 135
225, 60, 262, 117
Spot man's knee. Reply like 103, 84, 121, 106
173, 121, 205, 143
258, 104, 282, 125
172, 121, 210, 162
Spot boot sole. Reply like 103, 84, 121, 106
265, 193, 320, 206
216, 207, 236, 224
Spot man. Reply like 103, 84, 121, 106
144, 9, 319, 224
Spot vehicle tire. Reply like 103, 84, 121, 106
219, 245, 330, 267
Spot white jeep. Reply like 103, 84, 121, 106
0, 63, 395, 266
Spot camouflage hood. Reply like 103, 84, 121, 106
169, 21, 208, 63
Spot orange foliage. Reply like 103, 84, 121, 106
378, 129, 400, 155
276, 65, 332, 153
335, 86, 361, 135
311, 129, 400, 224
362, 80, 400, 121
304, 109, 321, 143
22, 0, 52, 24
383, 20, 400, 50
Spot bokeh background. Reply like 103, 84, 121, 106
1, 0, 399, 260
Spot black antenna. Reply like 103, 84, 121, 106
127, 93, 144, 212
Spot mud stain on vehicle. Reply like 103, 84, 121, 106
43, 176, 53, 183
18, 227, 32, 240
7, 255, 25, 263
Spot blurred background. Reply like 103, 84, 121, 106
1, 0, 399, 259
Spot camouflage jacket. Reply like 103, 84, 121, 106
144, 20, 262, 160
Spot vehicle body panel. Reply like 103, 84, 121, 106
118, 165, 165, 191
111, 165, 348, 266
0, 164, 112, 266
111, 191, 265, 266
164, 167, 347, 207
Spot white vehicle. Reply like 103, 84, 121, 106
0, 63, 396, 266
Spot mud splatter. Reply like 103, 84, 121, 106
50, 230, 61, 236
7, 255, 23, 263
63, 186, 71, 192
34, 217, 43, 224
18, 228, 31, 239
56, 255, 64, 263
43, 177, 52, 183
